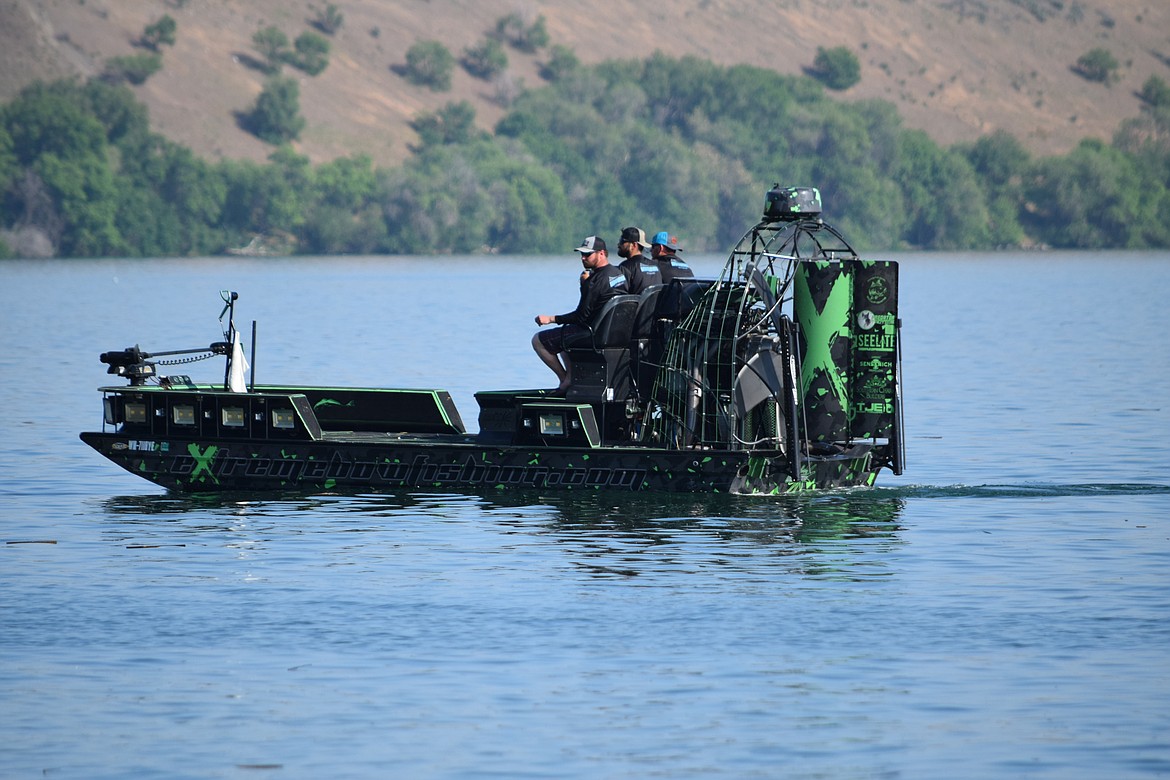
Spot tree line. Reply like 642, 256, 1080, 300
2, 54, 1169, 259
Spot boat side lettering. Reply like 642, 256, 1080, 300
146, 449, 648, 490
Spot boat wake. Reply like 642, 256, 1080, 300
865, 482, 1170, 499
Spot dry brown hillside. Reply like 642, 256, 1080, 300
2, 0, 1169, 167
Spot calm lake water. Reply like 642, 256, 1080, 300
2, 251, 1169, 779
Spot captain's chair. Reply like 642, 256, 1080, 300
564, 294, 640, 402
630, 285, 664, 401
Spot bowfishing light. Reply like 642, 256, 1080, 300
763, 185, 822, 222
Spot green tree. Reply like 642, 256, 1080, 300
1138, 75, 1170, 108
218, 159, 268, 235
515, 15, 549, 53
960, 130, 1029, 245
0, 82, 123, 256
493, 13, 548, 53
252, 26, 290, 74
290, 31, 331, 76
159, 146, 228, 247
539, 45, 579, 82
892, 129, 991, 248
462, 37, 507, 80
403, 40, 454, 91
0, 81, 230, 257
1074, 47, 1119, 84
616, 124, 723, 249
410, 101, 484, 149
246, 76, 305, 144
300, 161, 375, 253
963, 129, 1030, 185
111, 136, 229, 256
112, 184, 180, 256
220, 147, 312, 241
102, 53, 163, 85
313, 154, 377, 210
1114, 106, 1170, 184
800, 105, 904, 249
1111, 107, 1170, 246
302, 202, 387, 253
140, 15, 177, 51
82, 80, 151, 145
479, 149, 570, 252
809, 46, 861, 91
493, 13, 525, 45
34, 151, 122, 256
312, 3, 344, 35
0, 124, 14, 192
302, 154, 386, 253
1023, 139, 1146, 247
0, 123, 17, 255
379, 139, 569, 253
502, 54, 826, 247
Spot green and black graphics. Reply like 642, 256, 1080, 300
794, 259, 899, 445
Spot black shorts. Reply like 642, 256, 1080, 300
538, 324, 589, 352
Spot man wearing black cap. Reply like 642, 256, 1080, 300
616, 226, 661, 294
533, 235, 630, 393
651, 230, 695, 285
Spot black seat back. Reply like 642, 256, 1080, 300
565, 295, 639, 405
632, 285, 664, 340
586, 294, 640, 349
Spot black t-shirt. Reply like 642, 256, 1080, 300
657, 254, 695, 285
555, 264, 629, 325
618, 252, 663, 295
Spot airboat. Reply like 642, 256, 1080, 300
80, 186, 904, 494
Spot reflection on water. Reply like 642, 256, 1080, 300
97, 488, 906, 583
93, 480, 1170, 589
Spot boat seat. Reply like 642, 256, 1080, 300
629, 285, 664, 401
564, 294, 640, 402
632, 285, 665, 340
630, 280, 716, 402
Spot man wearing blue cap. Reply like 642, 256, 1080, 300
533, 235, 630, 394
651, 231, 695, 284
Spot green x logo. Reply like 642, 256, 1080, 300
794, 265, 851, 407
187, 443, 220, 484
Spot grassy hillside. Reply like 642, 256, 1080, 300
3, 0, 1169, 167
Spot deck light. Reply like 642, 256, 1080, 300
539, 414, 565, 435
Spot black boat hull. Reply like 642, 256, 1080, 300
78, 431, 880, 494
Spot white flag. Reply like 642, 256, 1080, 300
228, 331, 249, 393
